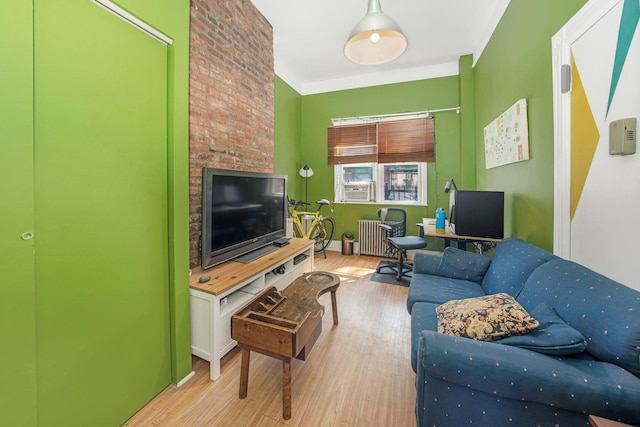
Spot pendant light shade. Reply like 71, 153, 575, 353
344, 0, 407, 65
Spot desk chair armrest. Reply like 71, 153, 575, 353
378, 223, 393, 232
416, 223, 425, 238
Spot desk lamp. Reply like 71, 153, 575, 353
443, 178, 458, 233
444, 178, 458, 193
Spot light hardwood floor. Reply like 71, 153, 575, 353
123, 251, 416, 427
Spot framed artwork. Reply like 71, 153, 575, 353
483, 98, 529, 169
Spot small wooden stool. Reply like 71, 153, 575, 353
232, 271, 340, 420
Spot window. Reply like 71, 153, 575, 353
334, 162, 427, 205
383, 164, 420, 201
328, 115, 434, 206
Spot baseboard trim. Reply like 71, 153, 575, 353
326, 241, 340, 252
177, 370, 195, 388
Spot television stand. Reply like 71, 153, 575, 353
189, 238, 315, 380
234, 244, 278, 264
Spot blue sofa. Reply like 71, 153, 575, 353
407, 238, 640, 426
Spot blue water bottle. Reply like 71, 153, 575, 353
435, 208, 446, 234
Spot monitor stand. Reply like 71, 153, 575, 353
234, 244, 278, 264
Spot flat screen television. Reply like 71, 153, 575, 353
448, 190, 504, 239
201, 168, 287, 269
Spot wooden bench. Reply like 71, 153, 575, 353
231, 271, 340, 420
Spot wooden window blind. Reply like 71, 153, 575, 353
378, 118, 434, 163
328, 117, 435, 165
327, 123, 377, 165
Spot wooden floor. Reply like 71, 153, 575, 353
123, 251, 416, 427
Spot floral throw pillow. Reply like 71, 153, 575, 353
436, 293, 540, 341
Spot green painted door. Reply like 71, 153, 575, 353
34, 1, 171, 425
0, 1, 38, 426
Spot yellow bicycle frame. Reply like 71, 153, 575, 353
288, 209, 324, 239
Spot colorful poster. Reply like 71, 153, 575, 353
483, 98, 529, 169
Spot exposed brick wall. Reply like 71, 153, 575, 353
189, 0, 274, 268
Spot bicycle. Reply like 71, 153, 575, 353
287, 198, 336, 257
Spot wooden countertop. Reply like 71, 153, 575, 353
190, 238, 314, 296
421, 218, 502, 243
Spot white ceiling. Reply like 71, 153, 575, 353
250, 0, 510, 95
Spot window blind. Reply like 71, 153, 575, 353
328, 117, 434, 165
327, 123, 377, 165
378, 118, 434, 163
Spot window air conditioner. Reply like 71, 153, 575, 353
343, 182, 373, 202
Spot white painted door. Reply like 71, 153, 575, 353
553, 0, 640, 289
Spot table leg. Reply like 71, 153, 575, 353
283, 359, 292, 420
330, 290, 339, 325
239, 347, 250, 399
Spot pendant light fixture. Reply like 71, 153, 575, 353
344, 0, 408, 66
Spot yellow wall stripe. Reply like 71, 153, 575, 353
570, 54, 600, 220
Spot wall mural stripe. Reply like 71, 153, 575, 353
570, 55, 600, 220
607, 0, 640, 116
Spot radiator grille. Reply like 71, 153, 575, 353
358, 220, 386, 256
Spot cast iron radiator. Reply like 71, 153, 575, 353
358, 220, 386, 256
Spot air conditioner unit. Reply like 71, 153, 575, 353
343, 182, 373, 202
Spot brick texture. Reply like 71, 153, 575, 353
189, 0, 274, 268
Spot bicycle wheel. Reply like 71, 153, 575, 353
310, 217, 335, 253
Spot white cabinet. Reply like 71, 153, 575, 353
189, 238, 314, 380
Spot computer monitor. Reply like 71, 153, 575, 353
448, 190, 504, 239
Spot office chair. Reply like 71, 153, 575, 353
377, 208, 427, 281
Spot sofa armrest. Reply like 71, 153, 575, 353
413, 250, 441, 275
417, 330, 640, 423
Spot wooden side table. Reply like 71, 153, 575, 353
231, 271, 340, 420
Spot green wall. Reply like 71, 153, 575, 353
474, 0, 587, 250
274, 76, 303, 198
0, 1, 192, 425
276, 2, 590, 252
122, 0, 193, 389
459, 55, 477, 189
298, 77, 464, 250
107, 0, 193, 390
0, 1, 37, 426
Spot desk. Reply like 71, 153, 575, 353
421, 218, 502, 253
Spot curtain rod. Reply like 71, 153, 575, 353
331, 107, 460, 125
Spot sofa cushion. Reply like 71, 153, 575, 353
436, 293, 539, 341
517, 259, 640, 376
412, 250, 442, 275
481, 237, 557, 297
499, 303, 587, 355
437, 247, 491, 283
407, 274, 485, 313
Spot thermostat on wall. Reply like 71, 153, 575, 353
609, 118, 636, 155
